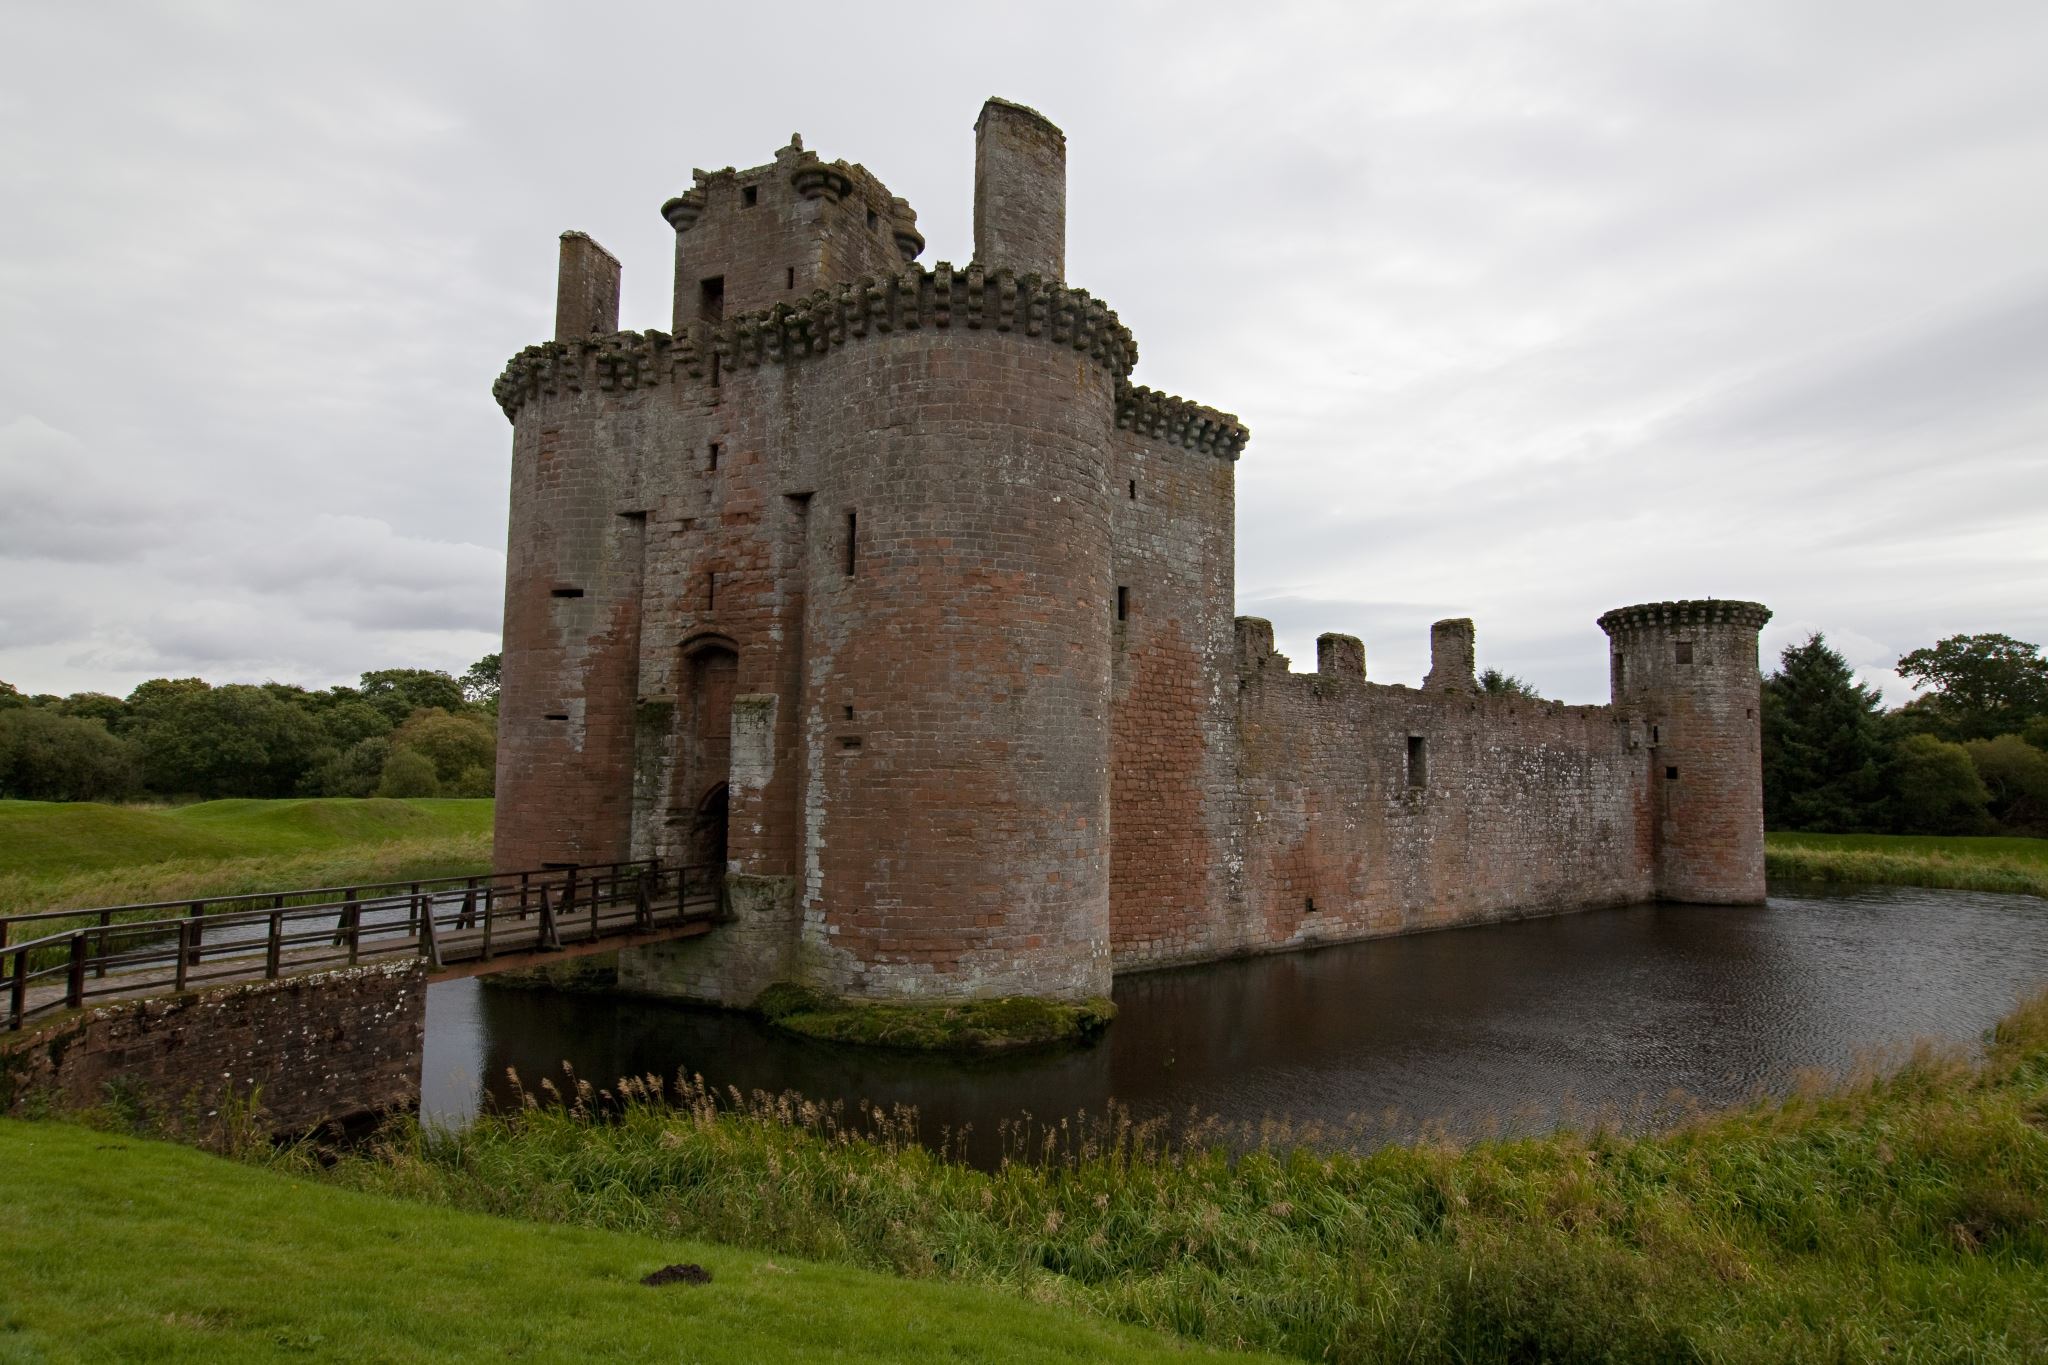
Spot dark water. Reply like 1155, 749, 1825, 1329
420, 885, 2048, 1156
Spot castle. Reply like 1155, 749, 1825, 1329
491, 98, 1772, 1008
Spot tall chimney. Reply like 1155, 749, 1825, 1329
973, 98, 1066, 280
554, 231, 621, 341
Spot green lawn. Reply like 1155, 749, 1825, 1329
0, 1119, 1257, 1364
1768, 831, 2048, 865
1766, 831, 2048, 897
0, 799, 493, 919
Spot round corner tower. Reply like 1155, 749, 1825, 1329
1598, 600, 1772, 904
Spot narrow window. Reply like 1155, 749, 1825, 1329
843, 705, 855, 720
839, 736, 862, 750
709, 353, 721, 388
544, 712, 568, 721
1116, 586, 1129, 621
1128, 478, 1137, 500
844, 511, 858, 576
1406, 735, 1428, 788
866, 208, 879, 230
707, 442, 720, 471
699, 276, 725, 323
1666, 766, 1680, 781
550, 586, 584, 599
705, 571, 717, 611
1675, 640, 1694, 665
1652, 724, 1660, 745
1304, 897, 1317, 914
1614, 654, 1627, 690
786, 266, 796, 289
742, 185, 758, 207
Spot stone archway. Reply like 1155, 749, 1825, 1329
678, 642, 738, 870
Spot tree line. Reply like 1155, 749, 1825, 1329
0, 655, 500, 803
1764, 632, 2048, 836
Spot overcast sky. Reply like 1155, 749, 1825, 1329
3, 0, 2044, 705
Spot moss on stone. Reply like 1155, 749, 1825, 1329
754, 983, 1113, 1053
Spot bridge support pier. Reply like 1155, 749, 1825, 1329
0, 961, 424, 1140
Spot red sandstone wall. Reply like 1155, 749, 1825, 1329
0, 963, 424, 1137
664, 139, 917, 331
1106, 427, 1241, 968
1222, 622, 1658, 959
1601, 602, 1770, 904
789, 330, 1118, 1000
493, 397, 647, 873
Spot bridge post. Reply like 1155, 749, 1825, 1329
9, 947, 25, 1030
174, 920, 190, 992
66, 933, 86, 1011
186, 901, 204, 970
418, 899, 443, 969
266, 910, 283, 978
537, 886, 560, 951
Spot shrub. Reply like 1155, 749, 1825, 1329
1887, 734, 1991, 834
0, 709, 142, 801
376, 747, 441, 799
1964, 734, 2048, 834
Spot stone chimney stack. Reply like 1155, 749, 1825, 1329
554, 231, 621, 341
974, 98, 1066, 280
1424, 619, 1477, 690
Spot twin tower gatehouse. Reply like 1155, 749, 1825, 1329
490, 98, 1771, 1010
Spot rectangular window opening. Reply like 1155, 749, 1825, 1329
705, 571, 717, 611
544, 712, 569, 722
866, 208, 879, 230
839, 735, 862, 750
786, 266, 796, 289
1116, 586, 1129, 622
706, 441, 720, 471
1675, 640, 1694, 664
709, 353, 721, 388
550, 586, 584, 599
1666, 766, 1680, 781
1304, 897, 1317, 914
1128, 478, 1137, 500
1651, 724, 1660, 745
1614, 655, 1627, 690
698, 275, 725, 323
843, 704, 855, 720
1406, 735, 1428, 788
844, 511, 858, 577
742, 185, 758, 207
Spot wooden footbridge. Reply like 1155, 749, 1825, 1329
2, 860, 720, 1033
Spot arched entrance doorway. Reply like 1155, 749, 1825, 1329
678, 641, 738, 871
692, 781, 729, 870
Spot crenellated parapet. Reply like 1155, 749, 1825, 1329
493, 264, 1138, 419
1597, 600, 1773, 635
1115, 384, 1249, 459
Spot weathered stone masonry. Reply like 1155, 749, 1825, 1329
493, 98, 1771, 1007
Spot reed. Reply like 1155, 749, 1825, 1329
312, 988, 2048, 1363
1766, 843, 2048, 898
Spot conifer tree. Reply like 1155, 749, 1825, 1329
1761, 633, 1889, 832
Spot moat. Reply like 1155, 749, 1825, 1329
421, 884, 2048, 1157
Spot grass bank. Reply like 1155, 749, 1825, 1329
0, 798, 492, 921
0, 1120, 1252, 1364
1766, 831, 2048, 898
318, 989, 2048, 1363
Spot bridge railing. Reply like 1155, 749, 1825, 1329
3, 859, 718, 1033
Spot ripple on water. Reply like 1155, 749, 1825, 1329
420, 884, 2048, 1159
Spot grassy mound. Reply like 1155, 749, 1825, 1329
329, 988, 2048, 1362
0, 1119, 1250, 1363
0, 798, 493, 920
1766, 831, 2048, 898
755, 982, 1116, 1052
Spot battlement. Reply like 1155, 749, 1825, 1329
493, 263, 1138, 419
1115, 385, 1249, 459
1597, 600, 1773, 635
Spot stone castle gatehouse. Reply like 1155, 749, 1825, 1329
490, 98, 1771, 1007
